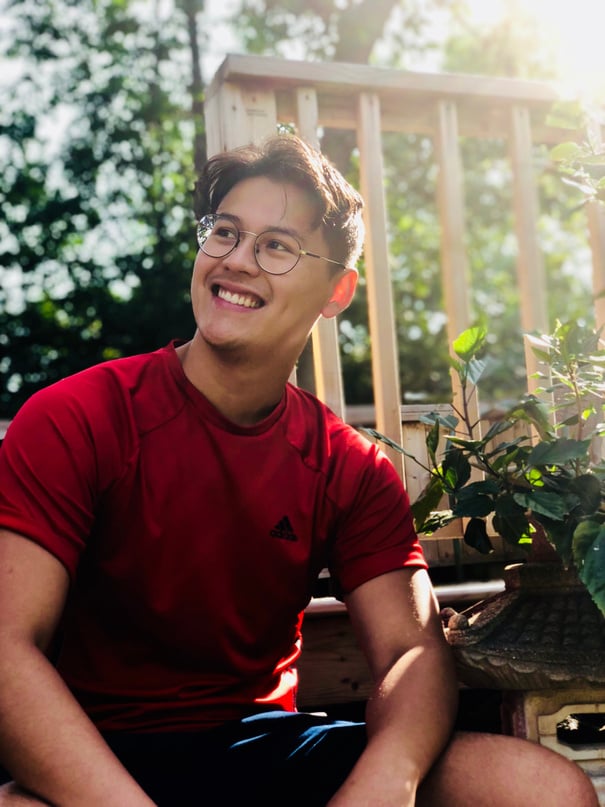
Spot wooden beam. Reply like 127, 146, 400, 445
358, 92, 405, 477
208, 54, 560, 107
434, 99, 480, 435
586, 119, 605, 331
295, 87, 347, 420
509, 105, 548, 392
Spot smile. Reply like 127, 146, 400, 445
214, 285, 263, 309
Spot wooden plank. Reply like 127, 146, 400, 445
204, 81, 277, 155
209, 53, 560, 106
357, 92, 404, 478
587, 119, 605, 331
588, 202, 605, 331
274, 90, 578, 144
297, 613, 373, 708
434, 100, 481, 439
509, 105, 548, 392
295, 87, 347, 420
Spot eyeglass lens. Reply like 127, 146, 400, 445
197, 215, 301, 275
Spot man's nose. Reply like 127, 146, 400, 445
223, 231, 261, 275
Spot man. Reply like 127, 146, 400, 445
0, 135, 597, 806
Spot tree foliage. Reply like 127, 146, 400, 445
0, 0, 597, 418
0, 0, 204, 416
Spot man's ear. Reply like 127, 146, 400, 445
321, 269, 358, 319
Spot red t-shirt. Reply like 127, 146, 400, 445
0, 344, 426, 732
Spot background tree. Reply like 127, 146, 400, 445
0, 0, 205, 416
0, 0, 596, 418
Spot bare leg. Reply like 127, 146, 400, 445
0, 783, 50, 806
418, 731, 598, 807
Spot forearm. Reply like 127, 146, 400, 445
0, 639, 155, 807
329, 640, 458, 805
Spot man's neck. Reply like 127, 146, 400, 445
176, 335, 293, 427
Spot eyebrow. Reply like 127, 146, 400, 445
214, 211, 306, 242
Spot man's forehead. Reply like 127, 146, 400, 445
218, 177, 322, 236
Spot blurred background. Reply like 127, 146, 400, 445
1, 0, 603, 417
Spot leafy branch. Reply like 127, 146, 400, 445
365, 321, 605, 616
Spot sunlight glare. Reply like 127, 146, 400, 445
469, 0, 605, 101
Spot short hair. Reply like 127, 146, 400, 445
193, 135, 364, 269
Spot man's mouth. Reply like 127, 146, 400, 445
213, 285, 263, 309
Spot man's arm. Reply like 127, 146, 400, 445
0, 530, 155, 807
328, 567, 458, 806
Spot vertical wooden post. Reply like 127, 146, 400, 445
586, 119, 605, 331
509, 105, 548, 391
204, 82, 277, 156
358, 92, 404, 478
296, 88, 346, 419
434, 100, 480, 435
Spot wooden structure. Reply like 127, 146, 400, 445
204, 56, 605, 720
205, 54, 605, 474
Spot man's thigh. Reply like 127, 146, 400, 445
105, 710, 368, 807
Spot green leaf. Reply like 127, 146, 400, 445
513, 491, 569, 521
453, 494, 494, 518
361, 428, 407, 456
419, 412, 458, 431
506, 395, 554, 441
452, 480, 499, 518
569, 474, 603, 515
573, 521, 605, 617
411, 474, 446, 534
452, 326, 487, 361
550, 142, 584, 162
573, 519, 602, 570
493, 494, 532, 545
528, 438, 592, 467
441, 448, 471, 493
463, 517, 493, 554
466, 357, 487, 386
426, 420, 440, 464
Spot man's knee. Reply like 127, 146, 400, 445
420, 731, 599, 807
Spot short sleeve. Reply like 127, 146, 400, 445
328, 438, 427, 595
0, 374, 131, 578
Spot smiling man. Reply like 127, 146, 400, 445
0, 135, 597, 806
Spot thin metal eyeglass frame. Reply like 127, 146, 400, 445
196, 214, 346, 276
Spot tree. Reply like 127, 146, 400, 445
0, 0, 205, 416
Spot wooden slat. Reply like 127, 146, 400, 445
209, 53, 560, 106
589, 203, 605, 331
357, 92, 404, 478
435, 101, 472, 347
295, 87, 347, 419
587, 120, 605, 331
509, 105, 548, 391
434, 100, 481, 438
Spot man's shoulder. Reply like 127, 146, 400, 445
11, 345, 182, 441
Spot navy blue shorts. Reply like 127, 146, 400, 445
103, 710, 367, 806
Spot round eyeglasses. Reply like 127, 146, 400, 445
196, 213, 345, 276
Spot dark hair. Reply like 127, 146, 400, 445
193, 135, 364, 268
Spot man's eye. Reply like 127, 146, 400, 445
214, 226, 238, 240
265, 237, 296, 253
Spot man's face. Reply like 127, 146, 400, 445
190, 176, 351, 363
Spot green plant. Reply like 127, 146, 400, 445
365, 321, 605, 615
548, 100, 605, 206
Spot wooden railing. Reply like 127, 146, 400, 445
205, 54, 605, 485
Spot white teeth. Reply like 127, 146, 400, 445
217, 287, 261, 309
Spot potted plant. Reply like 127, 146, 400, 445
365, 319, 605, 617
